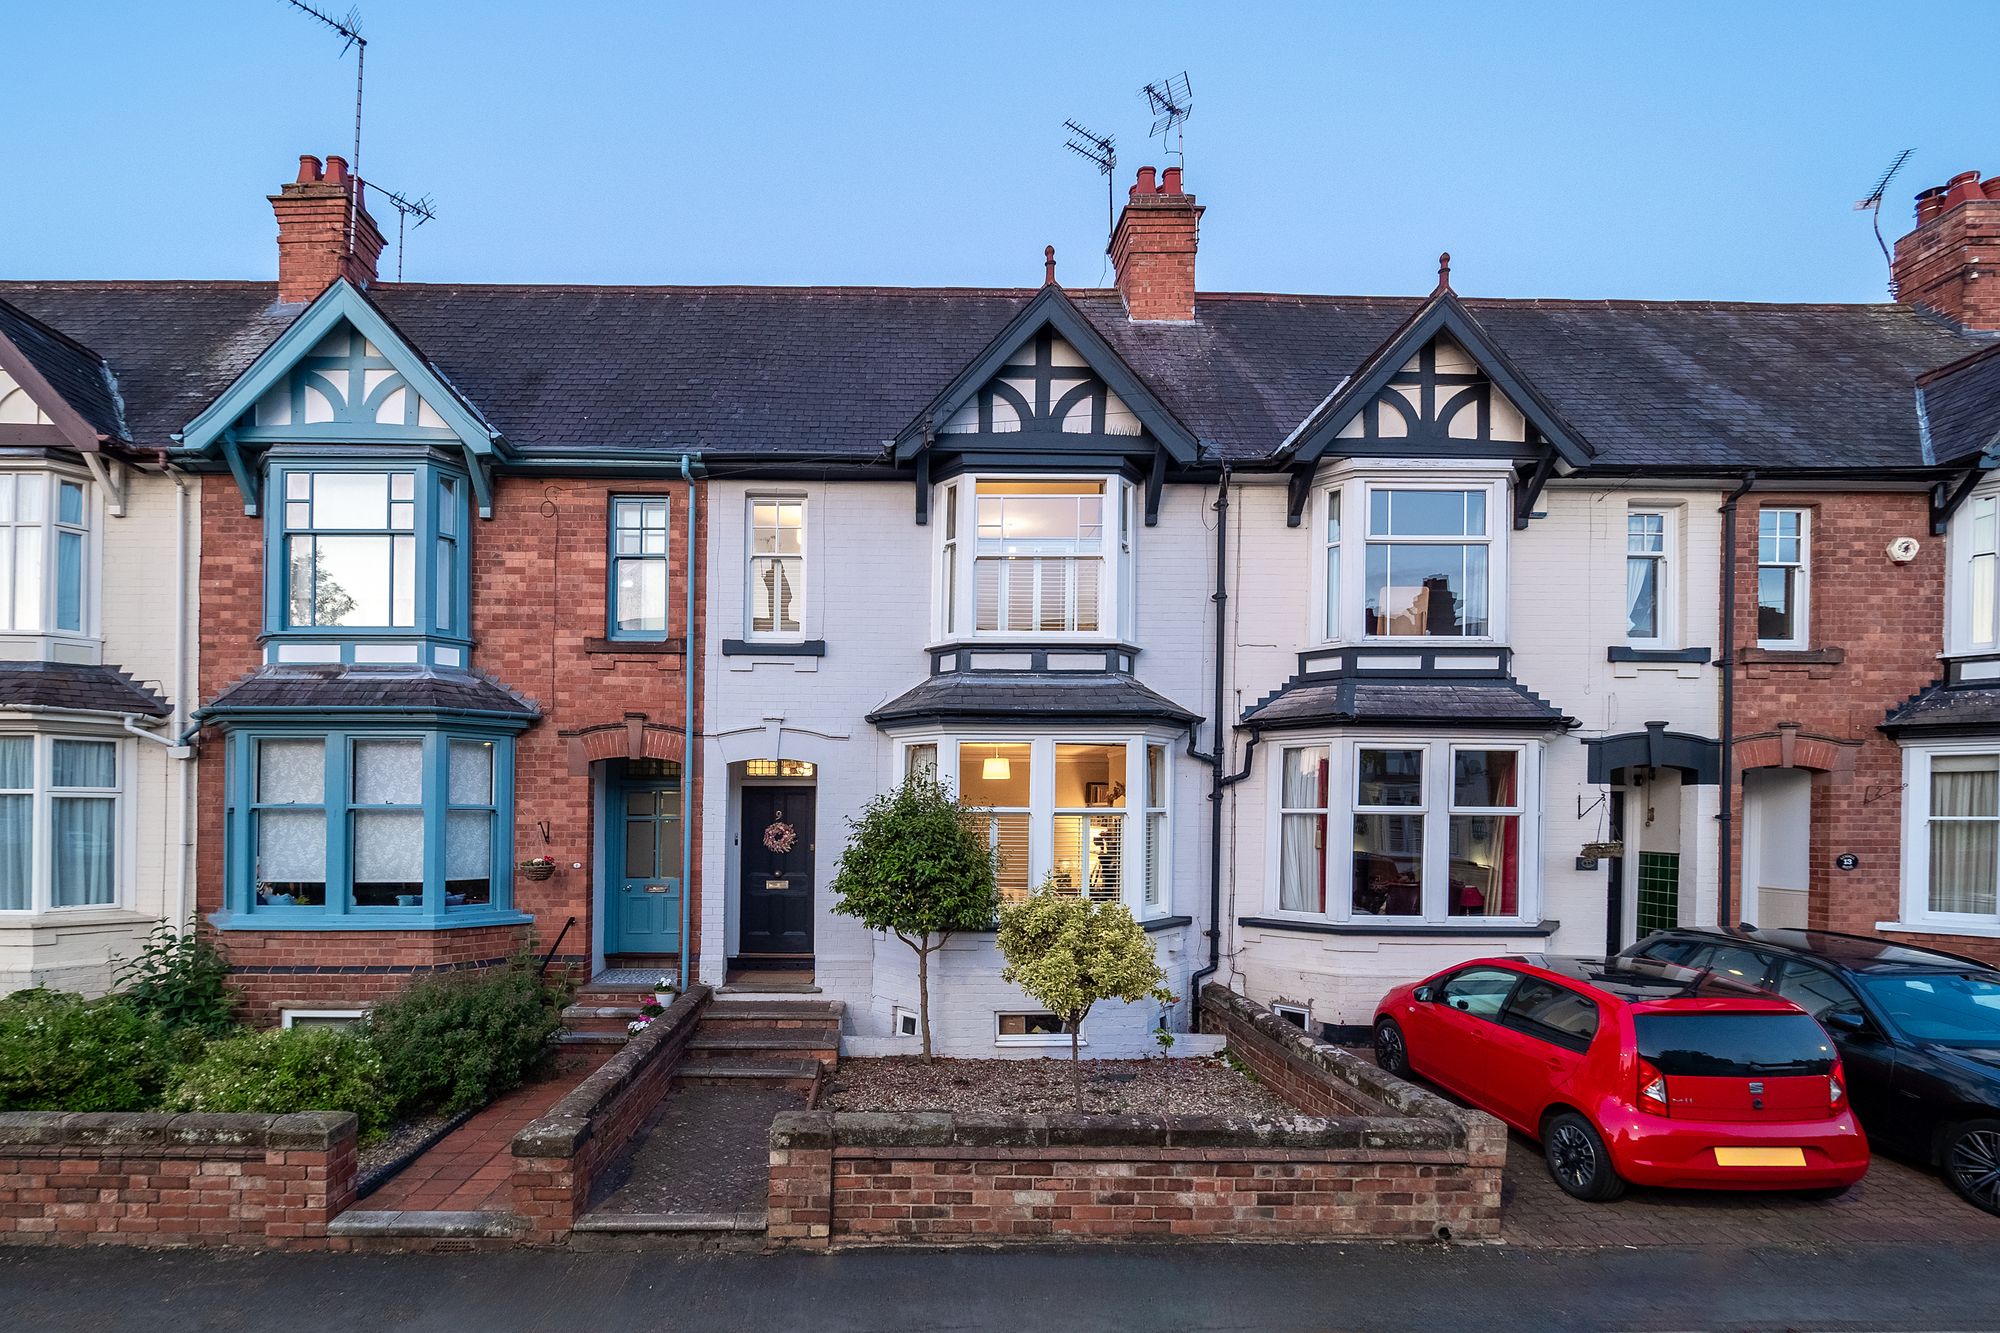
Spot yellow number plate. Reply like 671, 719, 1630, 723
1714, 1147, 1806, 1167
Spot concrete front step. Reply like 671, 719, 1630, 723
329, 1208, 528, 1239
688, 1028, 837, 1070
573, 1209, 766, 1234
558, 1030, 628, 1049
675, 1056, 821, 1092
701, 999, 844, 1026
563, 1002, 647, 1035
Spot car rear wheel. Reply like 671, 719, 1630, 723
1543, 1111, 1626, 1202
1942, 1119, 2000, 1216
1373, 1018, 1409, 1077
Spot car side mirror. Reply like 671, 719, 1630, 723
1413, 986, 1434, 1003
1823, 1010, 1868, 1035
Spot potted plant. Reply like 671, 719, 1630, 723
654, 974, 679, 1008
518, 855, 558, 881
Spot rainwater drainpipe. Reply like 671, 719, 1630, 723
679, 455, 698, 989
1717, 471, 1757, 932
1190, 465, 1231, 1016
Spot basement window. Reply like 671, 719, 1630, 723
281, 1009, 367, 1030
995, 1012, 1076, 1047
1271, 1002, 1310, 1029
893, 1007, 919, 1038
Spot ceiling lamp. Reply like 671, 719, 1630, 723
982, 749, 1012, 782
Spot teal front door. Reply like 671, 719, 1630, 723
609, 778, 682, 955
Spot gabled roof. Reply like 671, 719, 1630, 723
1920, 343, 2000, 467
892, 284, 1200, 463
1280, 285, 1593, 468
0, 296, 129, 451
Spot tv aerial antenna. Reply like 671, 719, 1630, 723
1140, 72, 1193, 167
1854, 147, 1915, 268
279, 1, 368, 257
1063, 120, 1118, 246
368, 184, 437, 281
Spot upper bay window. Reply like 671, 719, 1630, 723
267, 461, 470, 660
1896, 745, 2000, 934
0, 732, 122, 913
1318, 478, 1506, 643
936, 477, 1133, 641
1952, 490, 2000, 655
1272, 738, 1537, 926
0, 472, 91, 639
1756, 508, 1809, 649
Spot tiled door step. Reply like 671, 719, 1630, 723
676, 1056, 821, 1092
329, 1208, 527, 1240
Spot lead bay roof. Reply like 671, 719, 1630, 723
0, 280, 1991, 470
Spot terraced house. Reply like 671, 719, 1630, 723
3, 154, 1999, 1044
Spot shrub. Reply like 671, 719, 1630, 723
112, 923, 237, 1038
997, 883, 1172, 1070
366, 961, 568, 1118
0, 990, 194, 1112
168, 1028, 390, 1141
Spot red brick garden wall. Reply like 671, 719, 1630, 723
0, 1111, 357, 1248
510, 985, 710, 1241
1727, 490, 1999, 963
194, 473, 707, 1018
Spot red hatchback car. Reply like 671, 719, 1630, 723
1374, 954, 1870, 1200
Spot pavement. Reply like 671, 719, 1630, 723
586, 1082, 804, 1218
7, 1239, 2000, 1331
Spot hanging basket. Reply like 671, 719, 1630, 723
518, 859, 558, 882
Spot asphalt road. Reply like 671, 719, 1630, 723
5, 1241, 2000, 1332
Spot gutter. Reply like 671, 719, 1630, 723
1716, 471, 1757, 932
679, 454, 698, 989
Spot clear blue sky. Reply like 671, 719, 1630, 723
4, 1, 1989, 301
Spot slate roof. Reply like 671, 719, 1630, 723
1239, 675, 1572, 731
1879, 682, 2000, 736
1922, 344, 2000, 465
866, 672, 1198, 727
0, 281, 1991, 470
0, 661, 169, 717
199, 665, 538, 719
0, 297, 128, 443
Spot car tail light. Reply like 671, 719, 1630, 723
1829, 1064, 1846, 1108
1638, 1058, 1669, 1117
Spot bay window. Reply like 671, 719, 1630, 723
1900, 746, 2000, 930
920, 736, 1172, 915
1322, 491, 1341, 641
229, 728, 517, 925
0, 732, 122, 914
1954, 491, 1999, 653
1317, 477, 1505, 644
1270, 738, 1539, 924
1757, 508, 1809, 649
935, 477, 1131, 640
0, 472, 91, 637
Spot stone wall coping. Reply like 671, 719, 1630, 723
770, 1108, 1467, 1154
511, 984, 710, 1160
0, 1110, 356, 1153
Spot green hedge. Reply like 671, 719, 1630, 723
0, 991, 197, 1113
367, 962, 569, 1118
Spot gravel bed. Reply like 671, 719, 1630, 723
356, 1112, 454, 1177
822, 1055, 1296, 1117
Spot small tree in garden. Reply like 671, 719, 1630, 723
997, 883, 1171, 1079
831, 774, 999, 1061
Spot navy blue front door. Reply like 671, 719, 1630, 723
609, 776, 681, 955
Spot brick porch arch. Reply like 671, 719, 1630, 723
1733, 723, 1859, 776
560, 712, 688, 774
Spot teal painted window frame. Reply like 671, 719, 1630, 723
606, 494, 673, 641
262, 456, 472, 651
214, 722, 523, 932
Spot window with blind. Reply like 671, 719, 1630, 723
0, 732, 120, 914
747, 497, 804, 638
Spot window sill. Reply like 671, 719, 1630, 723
1607, 646, 1713, 664
208, 908, 534, 933
994, 1036, 1083, 1049
1142, 914, 1195, 933
721, 639, 826, 657
0, 908, 155, 932
584, 637, 686, 656
1237, 915, 1560, 939
1875, 918, 2000, 941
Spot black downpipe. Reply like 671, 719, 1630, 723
1191, 466, 1231, 1014
1717, 471, 1757, 932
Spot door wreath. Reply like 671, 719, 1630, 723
762, 819, 797, 855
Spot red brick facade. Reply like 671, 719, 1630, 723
1892, 170, 2000, 332
1726, 490, 1999, 963
195, 471, 706, 1019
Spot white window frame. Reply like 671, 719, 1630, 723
1271, 1001, 1311, 1029
892, 1006, 920, 1037
994, 1011, 1079, 1048
0, 467, 97, 645
280, 1009, 368, 1030
745, 494, 807, 641
1624, 506, 1677, 649
910, 731, 1173, 919
0, 730, 130, 916
1312, 470, 1510, 646
1893, 742, 2000, 935
932, 474, 1131, 643
1755, 507, 1811, 651
1949, 486, 2000, 656
1264, 735, 1541, 927
1142, 741, 1170, 913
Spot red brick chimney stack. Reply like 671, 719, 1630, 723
270, 153, 387, 305
1111, 164, 1202, 322
1892, 168, 2000, 330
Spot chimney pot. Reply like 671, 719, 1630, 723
1945, 170, 1986, 210
323, 155, 349, 185
1160, 166, 1182, 195
297, 155, 323, 183
1111, 166, 1201, 321
1132, 165, 1157, 197
269, 152, 385, 304
1895, 171, 2000, 329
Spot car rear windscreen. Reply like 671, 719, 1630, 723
1634, 1013, 1835, 1077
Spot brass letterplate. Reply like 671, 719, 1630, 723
644, 884, 669, 894
765, 878, 789, 890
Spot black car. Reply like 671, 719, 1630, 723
1621, 926, 2000, 1215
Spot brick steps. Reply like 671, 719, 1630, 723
688, 1027, 837, 1070
701, 999, 844, 1027
676, 1057, 821, 1092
